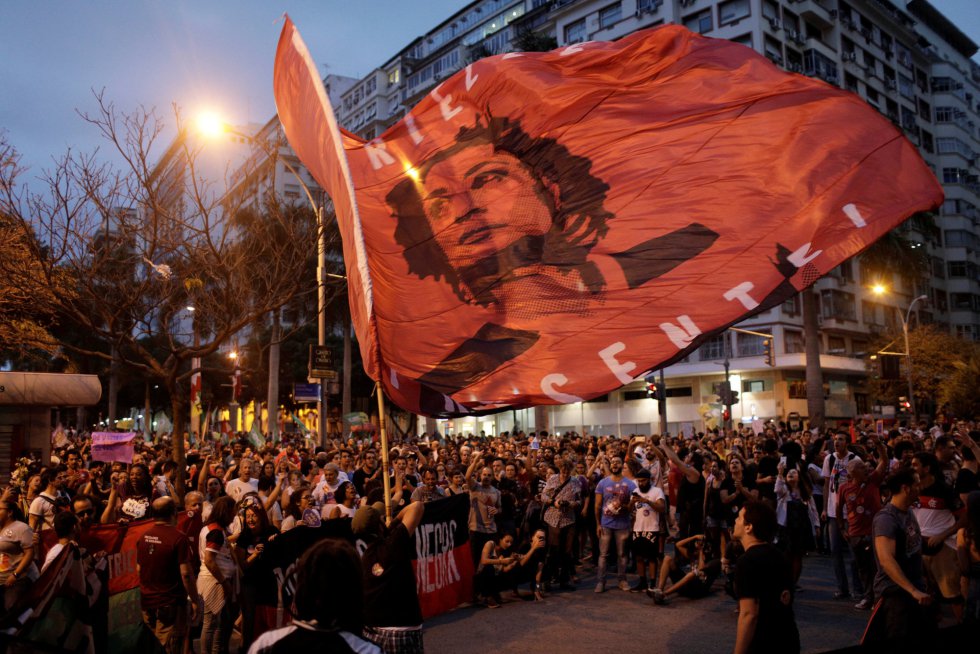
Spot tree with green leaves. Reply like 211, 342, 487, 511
867, 323, 977, 419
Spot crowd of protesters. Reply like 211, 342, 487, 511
2, 415, 979, 653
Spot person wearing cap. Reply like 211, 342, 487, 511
353, 499, 425, 654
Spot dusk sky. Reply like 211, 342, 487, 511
2, 1, 978, 179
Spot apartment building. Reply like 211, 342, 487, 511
323, 0, 980, 436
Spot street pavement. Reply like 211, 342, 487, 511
424, 553, 869, 654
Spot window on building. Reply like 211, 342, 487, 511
827, 335, 846, 354
736, 331, 767, 357
917, 98, 930, 121
764, 37, 783, 65
820, 289, 857, 321
782, 9, 799, 33
598, 2, 622, 30
866, 86, 880, 108
683, 10, 712, 35
862, 49, 876, 72
898, 74, 915, 99
719, 0, 750, 26
666, 386, 693, 398
762, 0, 778, 21
784, 329, 805, 354
782, 295, 800, 316
937, 137, 975, 160
788, 381, 807, 399
900, 105, 917, 131
564, 18, 586, 43
387, 68, 400, 85
730, 33, 752, 48
698, 334, 727, 361
638, 0, 662, 12
862, 300, 880, 325
804, 49, 838, 84
895, 42, 912, 68
947, 261, 979, 279
920, 129, 934, 154
623, 390, 648, 401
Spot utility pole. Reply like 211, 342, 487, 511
723, 356, 732, 431
658, 368, 667, 435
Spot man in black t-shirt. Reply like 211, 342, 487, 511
353, 450, 381, 497
733, 501, 800, 654
864, 468, 935, 650
353, 500, 425, 654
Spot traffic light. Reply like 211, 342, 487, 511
647, 382, 657, 399
763, 338, 775, 367
730, 390, 739, 405
898, 396, 911, 412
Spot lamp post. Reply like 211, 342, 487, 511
199, 116, 329, 445
871, 285, 927, 423
901, 294, 928, 423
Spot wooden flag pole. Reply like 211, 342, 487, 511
375, 382, 393, 523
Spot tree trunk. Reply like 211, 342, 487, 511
144, 381, 152, 441
267, 309, 281, 442
802, 289, 825, 429
343, 311, 352, 434
107, 342, 119, 428
171, 380, 187, 501
534, 406, 549, 435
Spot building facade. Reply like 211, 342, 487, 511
292, 0, 980, 436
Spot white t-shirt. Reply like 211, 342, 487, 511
312, 479, 342, 507
225, 477, 259, 503
822, 451, 859, 516
632, 485, 666, 533
28, 492, 58, 531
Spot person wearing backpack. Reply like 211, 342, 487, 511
28, 466, 68, 535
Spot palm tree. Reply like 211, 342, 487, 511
801, 213, 933, 429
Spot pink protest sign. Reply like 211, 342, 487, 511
91, 431, 137, 463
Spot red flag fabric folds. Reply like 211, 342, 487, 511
273, 17, 942, 417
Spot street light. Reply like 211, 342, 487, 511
198, 115, 330, 445
871, 285, 928, 422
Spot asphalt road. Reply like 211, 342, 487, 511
424, 554, 870, 654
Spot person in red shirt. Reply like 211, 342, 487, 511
274, 441, 301, 470
136, 497, 200, 654
836, 438, 887, 610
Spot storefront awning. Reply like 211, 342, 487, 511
0, 372, 102, 406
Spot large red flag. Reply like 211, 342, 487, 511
273, 18, 942, 417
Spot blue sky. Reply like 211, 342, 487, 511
1, 1, 977, 176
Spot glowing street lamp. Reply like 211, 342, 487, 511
869, 285, 928, 422
197, 113, 330, 444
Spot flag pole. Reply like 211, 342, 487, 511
375, 382, 393, 523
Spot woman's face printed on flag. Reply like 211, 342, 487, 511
421, 144, 552, 271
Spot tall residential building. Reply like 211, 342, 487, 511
308, 0, 979, 436
225, 74, 358, 211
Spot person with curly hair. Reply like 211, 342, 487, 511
384, 115, 717, 405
